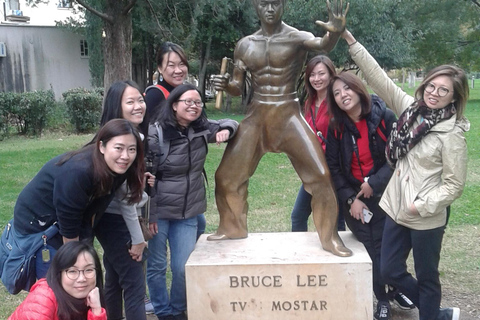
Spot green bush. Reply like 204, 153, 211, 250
0, 90, 54, 137
63, 88, 103, 133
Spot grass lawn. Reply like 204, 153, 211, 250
0, 80, 479, 318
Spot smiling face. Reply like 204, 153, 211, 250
121, 86, 146, 126
159, 52, 188, 87
99, 134, 137, 174
61, 251, 96, 299
254, 0, 284, 25
423, 75, 455, 110
309, 63, 331, 96
173, 90, 203, 127
332, 79, 362, 121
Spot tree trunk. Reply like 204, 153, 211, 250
102, 3, 133, 93
198, 35, 212, 100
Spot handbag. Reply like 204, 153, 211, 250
139, 198, 153, 241
0, 219, 59, 294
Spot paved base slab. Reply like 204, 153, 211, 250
186, 231, 372, 320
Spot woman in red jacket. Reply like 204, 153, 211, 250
9, 241, 106, 320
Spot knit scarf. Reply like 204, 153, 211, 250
386, 101, 456, 167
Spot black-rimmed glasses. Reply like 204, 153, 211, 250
64, 268, 96, 280
425, 83, 450, 97
178, 99, 204, 107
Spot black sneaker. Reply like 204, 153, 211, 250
437, 307, 460, 320
393, 292, 415, 310
374, 301, 391, 320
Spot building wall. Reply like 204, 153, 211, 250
1, 0, 80, 26
0, 25, 93, 99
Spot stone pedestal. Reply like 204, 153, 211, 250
186, 231, 372, 320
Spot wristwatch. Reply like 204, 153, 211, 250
347, 196, 355, 206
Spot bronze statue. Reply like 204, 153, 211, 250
209, 0, 352, 257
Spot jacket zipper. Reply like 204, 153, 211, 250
181, 137, 191, 219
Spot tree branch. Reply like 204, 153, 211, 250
472, 0, 480, 8
122, 0, 137, 16
145, 0, 170, 39
73, 0, 114, 24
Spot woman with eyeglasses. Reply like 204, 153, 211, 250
9, 241, 106, 320
143, 42, 208, 243
145, 83, 238, 320
341, 30, 469, 320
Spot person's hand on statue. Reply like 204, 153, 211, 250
350, 198, 368, 224
216, 129, 231, 145
341, 29, 357, 46
315, 0, 350, 34
212, 73, 231, 92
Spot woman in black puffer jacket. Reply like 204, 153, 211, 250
325, 72, 397, 320
146, 84, 238, 320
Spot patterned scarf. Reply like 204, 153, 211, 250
386, 100, 456, 167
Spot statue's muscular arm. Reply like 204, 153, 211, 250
303, 0, 349, 53
214, 38, 249, 97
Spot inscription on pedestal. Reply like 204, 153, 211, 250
186, 232, 372, 320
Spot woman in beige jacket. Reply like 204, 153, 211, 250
342, 30, 469, 320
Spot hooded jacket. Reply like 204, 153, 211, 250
348, 42, 469, 230
326, 96, 396, 205
148, 118, 238, 221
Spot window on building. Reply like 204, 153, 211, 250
80, 40, 89, 57
57, 0, 73, 9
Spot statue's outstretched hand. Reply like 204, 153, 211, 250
315, 0, 349, 34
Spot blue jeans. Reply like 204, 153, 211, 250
197, 213, 206, 240
381, 216, 445, 320
291, 184, 345, 231
147, 216, 197, 317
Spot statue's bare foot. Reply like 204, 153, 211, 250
323, 241, 353, 257
207, 233, 231, 240
207, 231, 248, 241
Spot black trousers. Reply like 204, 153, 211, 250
343, 199, 388, 302
96, 213, 147, 320
381, 215, 445, 320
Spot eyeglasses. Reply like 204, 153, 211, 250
64, 268, 96, 280
424, 83, 450, 97
178, 99, 204, 108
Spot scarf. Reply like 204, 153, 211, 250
386, 100, 456, 167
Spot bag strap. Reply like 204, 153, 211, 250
155, 122, 170, 166
145, 84, 170, 100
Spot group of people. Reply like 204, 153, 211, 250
7, 0, 470, 320
287, 30, 468, 320
208, 1, 468, 320
8, 42, 238, 320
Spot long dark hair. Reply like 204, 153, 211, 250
327, 72, 372, 132
59, 119, 145, 203
46, 241, 104, 320
304, 55, 336, 112
100, 80, 145, 133
156, 84, 208, 129
156, 42, 189, 71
